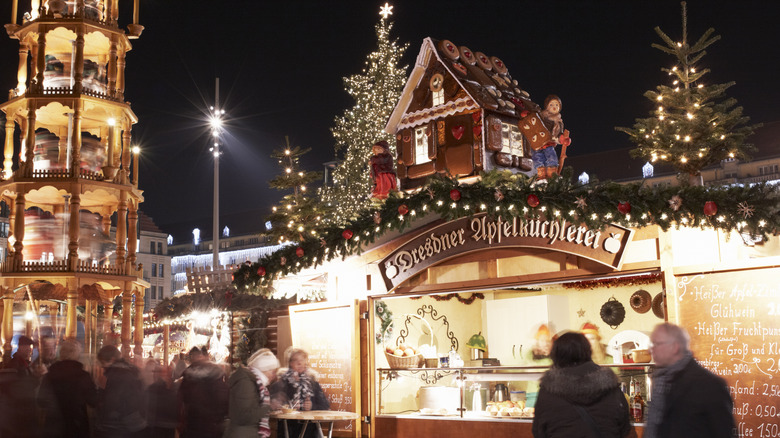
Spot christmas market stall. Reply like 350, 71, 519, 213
232, 30, 780, 438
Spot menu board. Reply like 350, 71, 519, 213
289, 301, 360, 438
676, 268, 780, 438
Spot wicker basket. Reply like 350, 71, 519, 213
385, 351, 424, 369
382, 314, 432, 369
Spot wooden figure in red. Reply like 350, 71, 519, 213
370, 140, 397, 199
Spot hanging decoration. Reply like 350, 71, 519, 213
374, 300, 393, 344
342, 229, 354, 240
450, 189, 462, 201
527, 194, 540, 207
630, 289, 652, 314
410, 292, 485, 305
668, 195, 682, 211
617, 201, 632, 215
600, 297, 626, 329
398, 204, 409, 216
562, 272, 662, 290
703, 201, 718, 216
737, 202, 754, 218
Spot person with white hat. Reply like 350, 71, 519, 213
224, 348, 280, 438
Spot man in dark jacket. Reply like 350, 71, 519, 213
96, 345, 147, 438
532, 332, 631, 438
645, 323, 736, 438
37, 338, 98, 438
178, 346, 228, 438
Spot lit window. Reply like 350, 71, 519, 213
642, 162, 654, 178
578, 172, 590, 185
500, 122, 524, 157
432, 89, 444, 106
414, 126, 431, 165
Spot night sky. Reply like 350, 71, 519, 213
1, 0, 779, 240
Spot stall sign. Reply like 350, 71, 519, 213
379, 213, 634, 290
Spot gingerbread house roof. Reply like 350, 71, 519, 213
386, 37, 538, 134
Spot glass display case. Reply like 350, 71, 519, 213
376, 364, 654, 423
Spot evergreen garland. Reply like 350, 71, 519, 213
233, 310, 269, 365
233, 170, 780, 293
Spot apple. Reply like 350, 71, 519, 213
403, 348, 415, 357
386, 346, 395, 354
394, 349, 404, 356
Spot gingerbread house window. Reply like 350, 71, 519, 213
432, 89, 444, 106
501, 122, 524, 157
414, 126, 431, 165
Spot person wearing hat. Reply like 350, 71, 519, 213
178, 346, 228, 438
224, 348, 280, 438
369, 140, 397, 200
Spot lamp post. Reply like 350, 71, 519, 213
209, 78, 225, 271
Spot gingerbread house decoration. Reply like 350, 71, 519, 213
386, 38, 540, 190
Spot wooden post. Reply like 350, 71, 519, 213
4, 118, 15, 179
133, 289, 143, 358
64, 289, 78, 339
163, 324, 170, 368
2, 290, 13, 362
67, 194, 80, 271
121, 289, 132, 358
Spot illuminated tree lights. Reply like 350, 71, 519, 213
234, 172, 780, 293
617, 2, 759, 183
267, 136, 326, 243
318, 10, 408, 225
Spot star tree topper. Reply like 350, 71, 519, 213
379, 3, 393, 19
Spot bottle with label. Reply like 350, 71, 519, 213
631, 390, 645, 422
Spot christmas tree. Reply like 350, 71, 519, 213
617, 2, 758, 185
267, 136, 324, 243
319, 4, 408, 224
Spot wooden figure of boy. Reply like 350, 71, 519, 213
535, 95, 572, 180
370, 140, 397, 199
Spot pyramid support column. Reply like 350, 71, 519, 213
3, 118, 14, 178
2, 289, 13, 362
70, 100, 83, 175
13, 193, 25, 268
133, 289, 143, 358
127, 200, 137, 269
72, 28, 85, 93
121, 288, 132, 358
33, 26, 45, 92
67, 193, 80, 270
84, 299, 93, 355
64, 288, 78, 339
116, 191, 127, 267
16, 43, 27, 96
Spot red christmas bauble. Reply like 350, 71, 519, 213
703, 201, 718, 216
342, 229, 354, 240
295, 247, 305, 257
527, 194, 540, 208
398, 204, 409, 216
450, 189, 462, 201
257, 266, 266, 276
618, 202, 632, 215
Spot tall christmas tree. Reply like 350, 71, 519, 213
617, 2, 758, 185
267, 136, 324, 243
319, 3, 408, 224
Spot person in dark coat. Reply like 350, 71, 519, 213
270, 347, 330, 438
178, 346, 228, 438
1, 335, 41, 438
644, 323, 736, 438
96, 345, 147, 438
37, 338, 98, 438
144, 361, 178, 438
532, 332, 631, 438
224, 348, 280, 438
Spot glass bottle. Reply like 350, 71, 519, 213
631, 390, 645, 422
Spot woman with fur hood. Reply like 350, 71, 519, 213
270, 347, 330, 438
532, 332, 631, 438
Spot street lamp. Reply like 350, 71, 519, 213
209, 78, 226, 271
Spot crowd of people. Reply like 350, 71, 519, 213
0, 321, 736, 438
0, 340, 329, 438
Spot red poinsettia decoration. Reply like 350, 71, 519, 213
618, 201, 632, 215
450, 189, 462, 201
257, 266, 266, 276
398, 204, 409, 216
703, 201, 718, 216
342, 229, 354, 240
295, 247, 305, 257
527, 194, 540, 208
